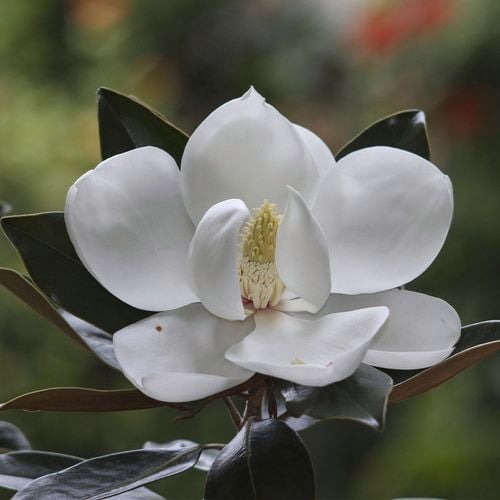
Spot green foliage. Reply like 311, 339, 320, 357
277, 365, 393, 431
1, 213, 150, 333
336, 110, 430, 161
98, 88, 189, 164
13, 446, 213, 499
0, 450, 81, 492
205, 418, 315, 500
143, 440, 220, 472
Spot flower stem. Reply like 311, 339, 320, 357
242, 379, 267, 426
223, 396, 243, 430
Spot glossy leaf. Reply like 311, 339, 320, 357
336, 110, 430, 161
192, 448, 219, 473
0, 422, 31, 453
277, 364, 393, 430
1, 212, 151, 333
98, 87, 189, 164
13, 447, 206, 499
60, 311, 120, 369
205, 418, 315, 500
144, 440, 220, 472
0, 268, 120, 369
389, 321, 500, 403
279, 415, 319, 433
0, 451, 80, 491
1, 452, 166, 499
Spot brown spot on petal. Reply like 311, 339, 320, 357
155, 325, 163, 332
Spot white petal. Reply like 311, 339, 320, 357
226, 307, 388, 386
188, 199, 249, 321
276, 186, 331, 312
181, 88, 319, 224
313, 146, 453, 293
293, 124, 335, 178
274, 298, 318, 314
318, 290, 461, 369
113, 303, 255, 402
65, 147, 197, 312
280, 289, 299, 302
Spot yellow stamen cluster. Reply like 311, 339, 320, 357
239, 201, 285, 309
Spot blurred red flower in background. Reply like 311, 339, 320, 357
351, 0, 456, 54
69, 0, 129, 32
440, 86, 492, 139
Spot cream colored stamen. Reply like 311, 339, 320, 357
239, 200, 285, 309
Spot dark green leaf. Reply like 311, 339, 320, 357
336, 110, 430, 161
0, 268, 119, 369
0, 423, 31, 453
277, 364, 393, 431
389, 321, 500, 403
98, 87, 189, 164
60, 311, 119, 370
0, 451, 80, 491
279, 415, 319, 433
14, 447, 205, 499
1, 212, 152, 333
0, 451, 165, 498
205, 418, 315, 500
58, 309, 121, 371
143, 440, 220, 472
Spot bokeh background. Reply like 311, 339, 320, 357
1, 0, 499, 498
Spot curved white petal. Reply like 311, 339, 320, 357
65, 146, 197, 312
113, 304, 255, 402
293, 124, 335, 178
276, 186, 331, 312
188, 199, 249, 321
226, 307, 388, 386
181, 88, 319, 224
313, 146, 454, 294
318, 290, 461, 369
274, 298, 318, 314
280, 289, 299, 302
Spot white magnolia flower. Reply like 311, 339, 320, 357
65, 88, 460, 402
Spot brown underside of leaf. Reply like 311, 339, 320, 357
0, 376, 264, 414
0, 388, 171, 412
389, 340, 500, 403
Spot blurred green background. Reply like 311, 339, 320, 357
1, 0, 499, 498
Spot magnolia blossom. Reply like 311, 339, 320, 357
65, 88, 460, 402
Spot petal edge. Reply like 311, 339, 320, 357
65, 146, 197, 312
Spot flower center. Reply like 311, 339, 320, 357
239, 200, 285, 309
